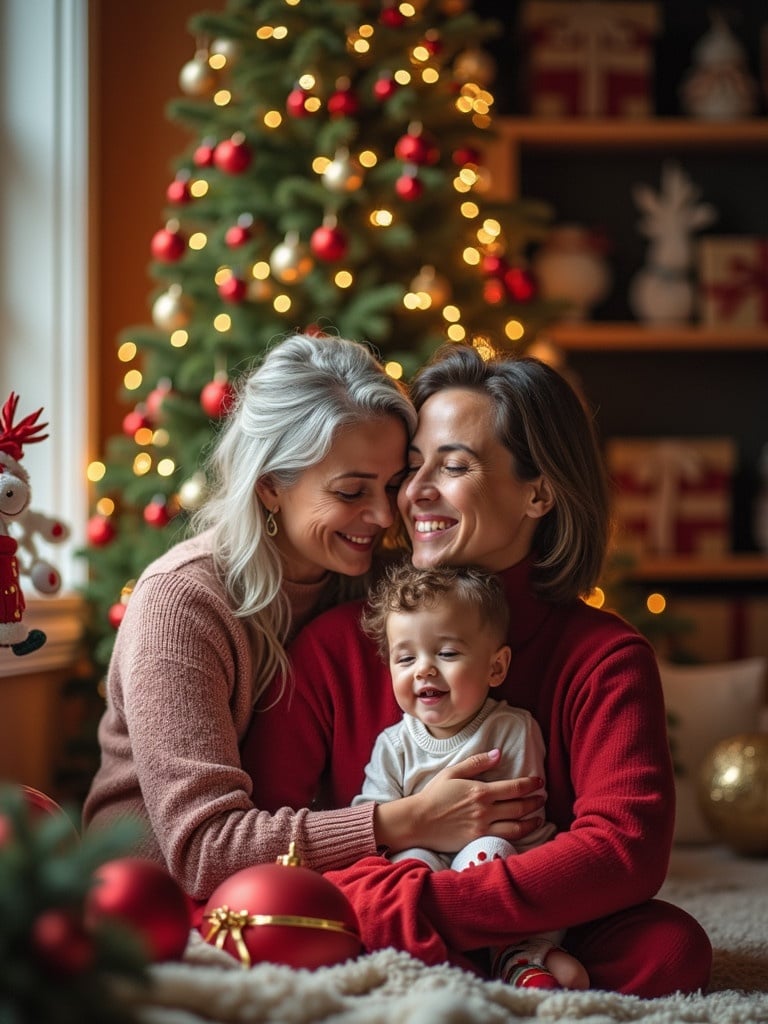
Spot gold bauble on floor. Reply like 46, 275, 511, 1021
697, 733, 768, 856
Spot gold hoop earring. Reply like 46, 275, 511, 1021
265, 508, 279, 537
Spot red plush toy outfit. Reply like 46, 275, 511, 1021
0, 535, 24, 632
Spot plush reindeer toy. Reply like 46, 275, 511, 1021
0, 393, 69, 656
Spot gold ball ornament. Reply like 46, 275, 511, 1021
698, 733, 768, 856
179, 50, 219, 97
178, 472, 208, 511
152, 284, 193, 331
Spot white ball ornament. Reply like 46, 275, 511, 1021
322, 150, 364, 193
269, 232, 314, 284
210, 37, 240, 65
152, 284, 193, 331
179, 50, 219, 97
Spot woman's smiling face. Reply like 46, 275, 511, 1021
397, 388, 547, 572
260, 415, 408, 582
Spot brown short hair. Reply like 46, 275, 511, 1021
410, 344, 610, 603
362, 560, 509, 659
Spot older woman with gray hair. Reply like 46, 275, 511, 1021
83, 332, 418, 897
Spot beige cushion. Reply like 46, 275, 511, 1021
659, 658, 767, 844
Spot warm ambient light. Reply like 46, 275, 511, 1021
584, 587, 605, 608
647, 593, 667, 614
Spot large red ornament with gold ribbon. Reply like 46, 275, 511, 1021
200, 844, 362, 970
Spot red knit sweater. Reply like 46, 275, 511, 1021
244, 557, 674, 962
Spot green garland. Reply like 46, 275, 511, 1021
0, 786, 147, 1024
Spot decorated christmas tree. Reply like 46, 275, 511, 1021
80, 0, 560, 676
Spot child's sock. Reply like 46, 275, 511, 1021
449, 836, 516, 871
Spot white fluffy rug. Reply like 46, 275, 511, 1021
130, 847, 768, 1024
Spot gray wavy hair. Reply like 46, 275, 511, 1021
193, 332, 416, 698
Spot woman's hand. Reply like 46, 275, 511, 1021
373, 749, 546, 853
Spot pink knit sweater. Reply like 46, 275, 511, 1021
82, 531, 379, 900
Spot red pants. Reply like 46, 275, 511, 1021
325, 858, 713, 998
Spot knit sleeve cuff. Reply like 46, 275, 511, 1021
299, 801, 379, 872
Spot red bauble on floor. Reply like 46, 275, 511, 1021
86, 857, 191, 963
200, 845, 361, 970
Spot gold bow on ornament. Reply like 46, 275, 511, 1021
203, 903, 359, 969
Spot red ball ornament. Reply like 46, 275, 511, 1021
200, 845, 361, 970
214, 135, 252, 175
32, 910, 94, 975
481, 252, 508, 277
166, 178, 192, 204
483, 278, 507, 305
122, 408, 152, 437
86, 857, 191, 963
225, 223, 251, 248
22, 786, 79, 844
87, 514, 116, 547
286, 87, 311, 118
310, 224, 348, 262
200, 376, 236, 418
304, 323, 328, 337
397, 133, 434, 164
218, 275, 248, 303
504, 266, 537, 302
373, 75, 398, 101
108, 602, 127, 629
145, 381, 173, 423
193, 141, 216, 167
144, 500, 171, 529
395, 173, 423, 201
22, 786, 69, 821
151, 226, 186, 263
380, 6, 406, 27
452, 145, 481, 167
327, 88, 359, 118
421, 31, 443, 57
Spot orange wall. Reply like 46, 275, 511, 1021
91, 0, 215, 445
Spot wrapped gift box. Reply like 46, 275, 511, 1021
521, 1, 660, 118
698, 236, 768, 327
606, 437, 736, 557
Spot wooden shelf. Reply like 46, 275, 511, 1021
544, 322, 768, 352
629, 555, 768, 584
483, 117, 768, 199
493, 117, 768, 149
